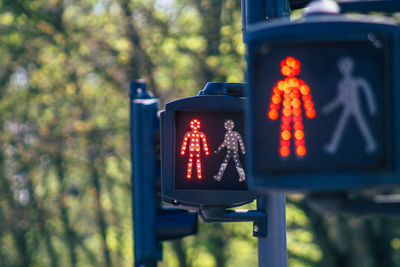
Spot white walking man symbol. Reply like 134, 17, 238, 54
214, 120, 246, 182
323, 57, 377, 154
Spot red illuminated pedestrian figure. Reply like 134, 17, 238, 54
267, 57, 316, 157
180, 119, 210, 179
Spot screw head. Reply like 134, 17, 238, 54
253, 224, 259, 233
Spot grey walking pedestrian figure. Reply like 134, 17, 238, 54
323, 57, 377, 154
214, 120, 246, 182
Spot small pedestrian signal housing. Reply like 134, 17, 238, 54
161, 95, 258, 209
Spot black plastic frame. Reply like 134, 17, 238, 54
246, 15, 400, 191
161, 95, 258, 209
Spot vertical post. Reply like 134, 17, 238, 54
130, 81, 160, 267
242, 1, 289, 267
257, 194, 287, 267
241, 0, 290, 33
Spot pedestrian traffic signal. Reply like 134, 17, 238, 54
161, 83, 258, 209
246, 15, 400, 191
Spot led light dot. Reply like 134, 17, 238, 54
286, 57, 295, 66
302, 94, 312, 101
278, 81, 287, 91
293, 108, 302, 116
295, 139, 305, 146
283, 99, 291, 107
306, 109, 316, 119
280, 146, 290, 157
304, 100, 314, 110
296, 145, 306, 156
268, 110, 279, 120
280, 140, 290, 146
281, 66, 291, 76
293, 115, 302, 123
283, 108, 291, 117
300, 85, 310, 95
270, 103, 280, 110
281, 130, 291, 141
282, 116, 292, 124
294, 130, 304, 140
272, 95, 281, 104
293, 122, 303, 130
289, 78, 299, 87
281, 123, 291, 131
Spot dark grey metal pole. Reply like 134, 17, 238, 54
257, 194, 287, 267
241, 1, 289, 266
241, 0, 290, 33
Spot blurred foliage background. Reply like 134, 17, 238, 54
0, 0, 400, 266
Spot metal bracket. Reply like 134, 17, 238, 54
199, 206, 267, 237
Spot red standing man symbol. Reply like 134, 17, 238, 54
180, 119, 210, 179
267, 57, 316, 157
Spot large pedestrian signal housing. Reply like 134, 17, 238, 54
246, 14, 400, 191
161, 83, 257, 209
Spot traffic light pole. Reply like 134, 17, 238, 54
257, 194, 287, 267
130, 81, 160, 267
242, 1, 290, 267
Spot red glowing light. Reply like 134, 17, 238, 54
300, 85, 310, 95
306, 109, 316, 119
282, 108, 292, 117
180, 119, 209, 179
270, 103, 280, 110
267, 56, 316, 157
293, 115, 302, 123
294, 130, 304, 140
293, 122, 303, 130
268, 110, 279, 120
296, 145, 306, 156
282, 116, 292, 124
272, 95, 282, 104
280, 146, 290, 157
281, 130, 291, 141
291, 98, 301, 108
281, 123, 291, 131
292, 108, 302, 116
